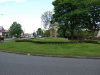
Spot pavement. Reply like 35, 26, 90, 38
0, 52, 100, 75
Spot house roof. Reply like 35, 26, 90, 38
0, 26, 5, 32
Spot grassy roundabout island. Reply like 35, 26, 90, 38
0, 38, 100, 58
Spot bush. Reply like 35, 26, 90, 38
15, 39, 33, 42
15, 39, 79, 44
83, 40, 99, 44
15, 39, 100, 44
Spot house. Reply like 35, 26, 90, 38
0, 26, 5, 36
97, 30, 100, 38
50, 22, 59, 37
22, 33, 33, 38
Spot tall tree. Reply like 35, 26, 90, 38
9, 22, 23, 38
88, 5, 100, 31
52, 0, 100, 39
52, 0, 79, 39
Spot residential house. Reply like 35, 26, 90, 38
0, 26, 5, 36
97, 31, 100, 38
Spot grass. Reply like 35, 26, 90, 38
0, 39, 100, 58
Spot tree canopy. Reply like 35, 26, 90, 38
36, 28, 43, 36
52, 0, 100, 39
9, 22, 23, 38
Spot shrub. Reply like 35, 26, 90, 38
15, 39, 100, 44
15, 39, 32, 42
83, 40, 99, 44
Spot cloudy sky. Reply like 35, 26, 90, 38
0, 0, 54, 33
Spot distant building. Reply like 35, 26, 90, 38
0, 26, 5, 36
4, 30, 10, 38
97, 30, 100, 38
96, 22, 100, 38
50, 22, 59, 38
0, 26, 9, 38
22, 33, 33, 38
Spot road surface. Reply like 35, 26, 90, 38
0, 52, 100, 75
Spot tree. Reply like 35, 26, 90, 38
52, 0, 80, 39
88, 5, 100, 32
33, 32, 37, 38
43, 30, 50, 37
52, 0, 100, 39
41, 11, 53, 29
9, 22, 23, 38
36, 28, 43, 36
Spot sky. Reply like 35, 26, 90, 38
0, 0, 54, 33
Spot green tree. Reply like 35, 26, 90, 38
43, 30, 50, 37
52, 0, 80, 39
9, 22, 23, 38
52, 0, 100, 39
87, 5, 100, 33
36, 28, 43, 36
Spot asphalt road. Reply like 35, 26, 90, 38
0, 52, 100, 75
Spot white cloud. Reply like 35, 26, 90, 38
0, 0, 26, 3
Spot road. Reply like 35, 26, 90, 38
0, 52, 100, 75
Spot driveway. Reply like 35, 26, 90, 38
0, 52, 100, 75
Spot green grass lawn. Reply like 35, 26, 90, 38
0, 39, 100, 57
